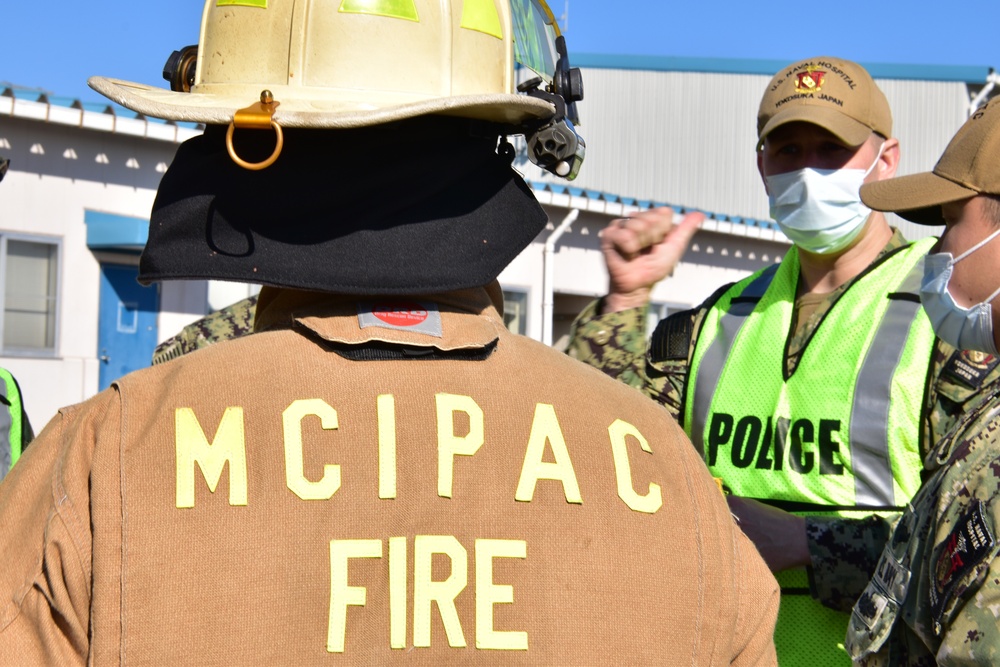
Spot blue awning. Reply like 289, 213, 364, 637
84, 211, 148, 252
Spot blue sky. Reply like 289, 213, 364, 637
2, 0, 997, 104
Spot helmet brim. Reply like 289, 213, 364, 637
89, 76, 556, 128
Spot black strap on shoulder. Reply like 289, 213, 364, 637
649, 310, 696, 363
649, 282, 734, 364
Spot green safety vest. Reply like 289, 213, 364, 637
684, 237, 937, 666
0, 367, 26, 480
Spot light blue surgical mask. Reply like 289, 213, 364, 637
920, 227, 1000, 355
766, 144, 884, 255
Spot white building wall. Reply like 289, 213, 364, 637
159, 280, 213, 346
514, 203, 791, 330
519, 64, 980, 241
497, 244, 543, 340
0, 105, 201, 429
538, 68, 768, 217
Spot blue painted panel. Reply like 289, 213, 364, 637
84, 211, 149, 251
98, 265, 159, 390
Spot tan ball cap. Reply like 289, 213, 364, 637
861, 97, 1000, 226
757, 56, 892, 148
89, 0, 557, 129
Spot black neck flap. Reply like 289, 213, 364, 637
141, 119, 548, 295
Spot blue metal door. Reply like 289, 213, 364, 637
98, 264, 159, 390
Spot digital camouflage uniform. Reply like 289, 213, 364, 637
151, 295, 258, 365
838, 374, 1000, 664
567, 229, 1000, 622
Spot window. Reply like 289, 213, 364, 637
503, 289, 528, 335
1, 237, 59, 354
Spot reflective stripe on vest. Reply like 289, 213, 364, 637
851, 258, 925, 507
684, 237, 937, 511
0, 368, 23, 480
689, 264, 778, 457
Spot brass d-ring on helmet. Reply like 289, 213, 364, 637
224, 90, 284, 171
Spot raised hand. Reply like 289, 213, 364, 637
600, 207, 705, 313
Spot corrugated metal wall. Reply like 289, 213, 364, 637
520, 67, 975, 240
879, 78, 971, 239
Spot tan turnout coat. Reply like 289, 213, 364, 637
0, 285, 778, 665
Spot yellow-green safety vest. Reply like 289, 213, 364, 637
684, 237, 938, 666
0, 367, 27, 480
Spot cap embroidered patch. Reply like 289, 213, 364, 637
795, 69, 826, 93
358, 301, 443, 337
943, 350, 1000, 390
930, 500, 997, 629
757, 57, 891, 148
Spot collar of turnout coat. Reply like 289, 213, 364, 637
140, 120, 547, 295
252, 283, 505, 355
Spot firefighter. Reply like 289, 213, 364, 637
0, 1, 777, 664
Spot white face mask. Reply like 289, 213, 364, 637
920, 227, 1000, 356
766, 144, 884, 255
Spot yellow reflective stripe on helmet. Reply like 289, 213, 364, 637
461, 0, 503, 39
217, 0, 267, 7
339, 0, 419, 22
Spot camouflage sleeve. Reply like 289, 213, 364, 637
806, 514, 895, 613
565, 298, 649, 390
152, 295, 259, 365
567, 298, 708, 423
935, 554, 1000, 664
644, 307, 707, 424
926, 411, 1000, 663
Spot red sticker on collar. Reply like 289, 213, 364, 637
372, 302, 429, 327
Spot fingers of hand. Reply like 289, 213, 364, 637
664, 211, 705, 250
607, 210, 674, 258
677, 211, 706, 236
